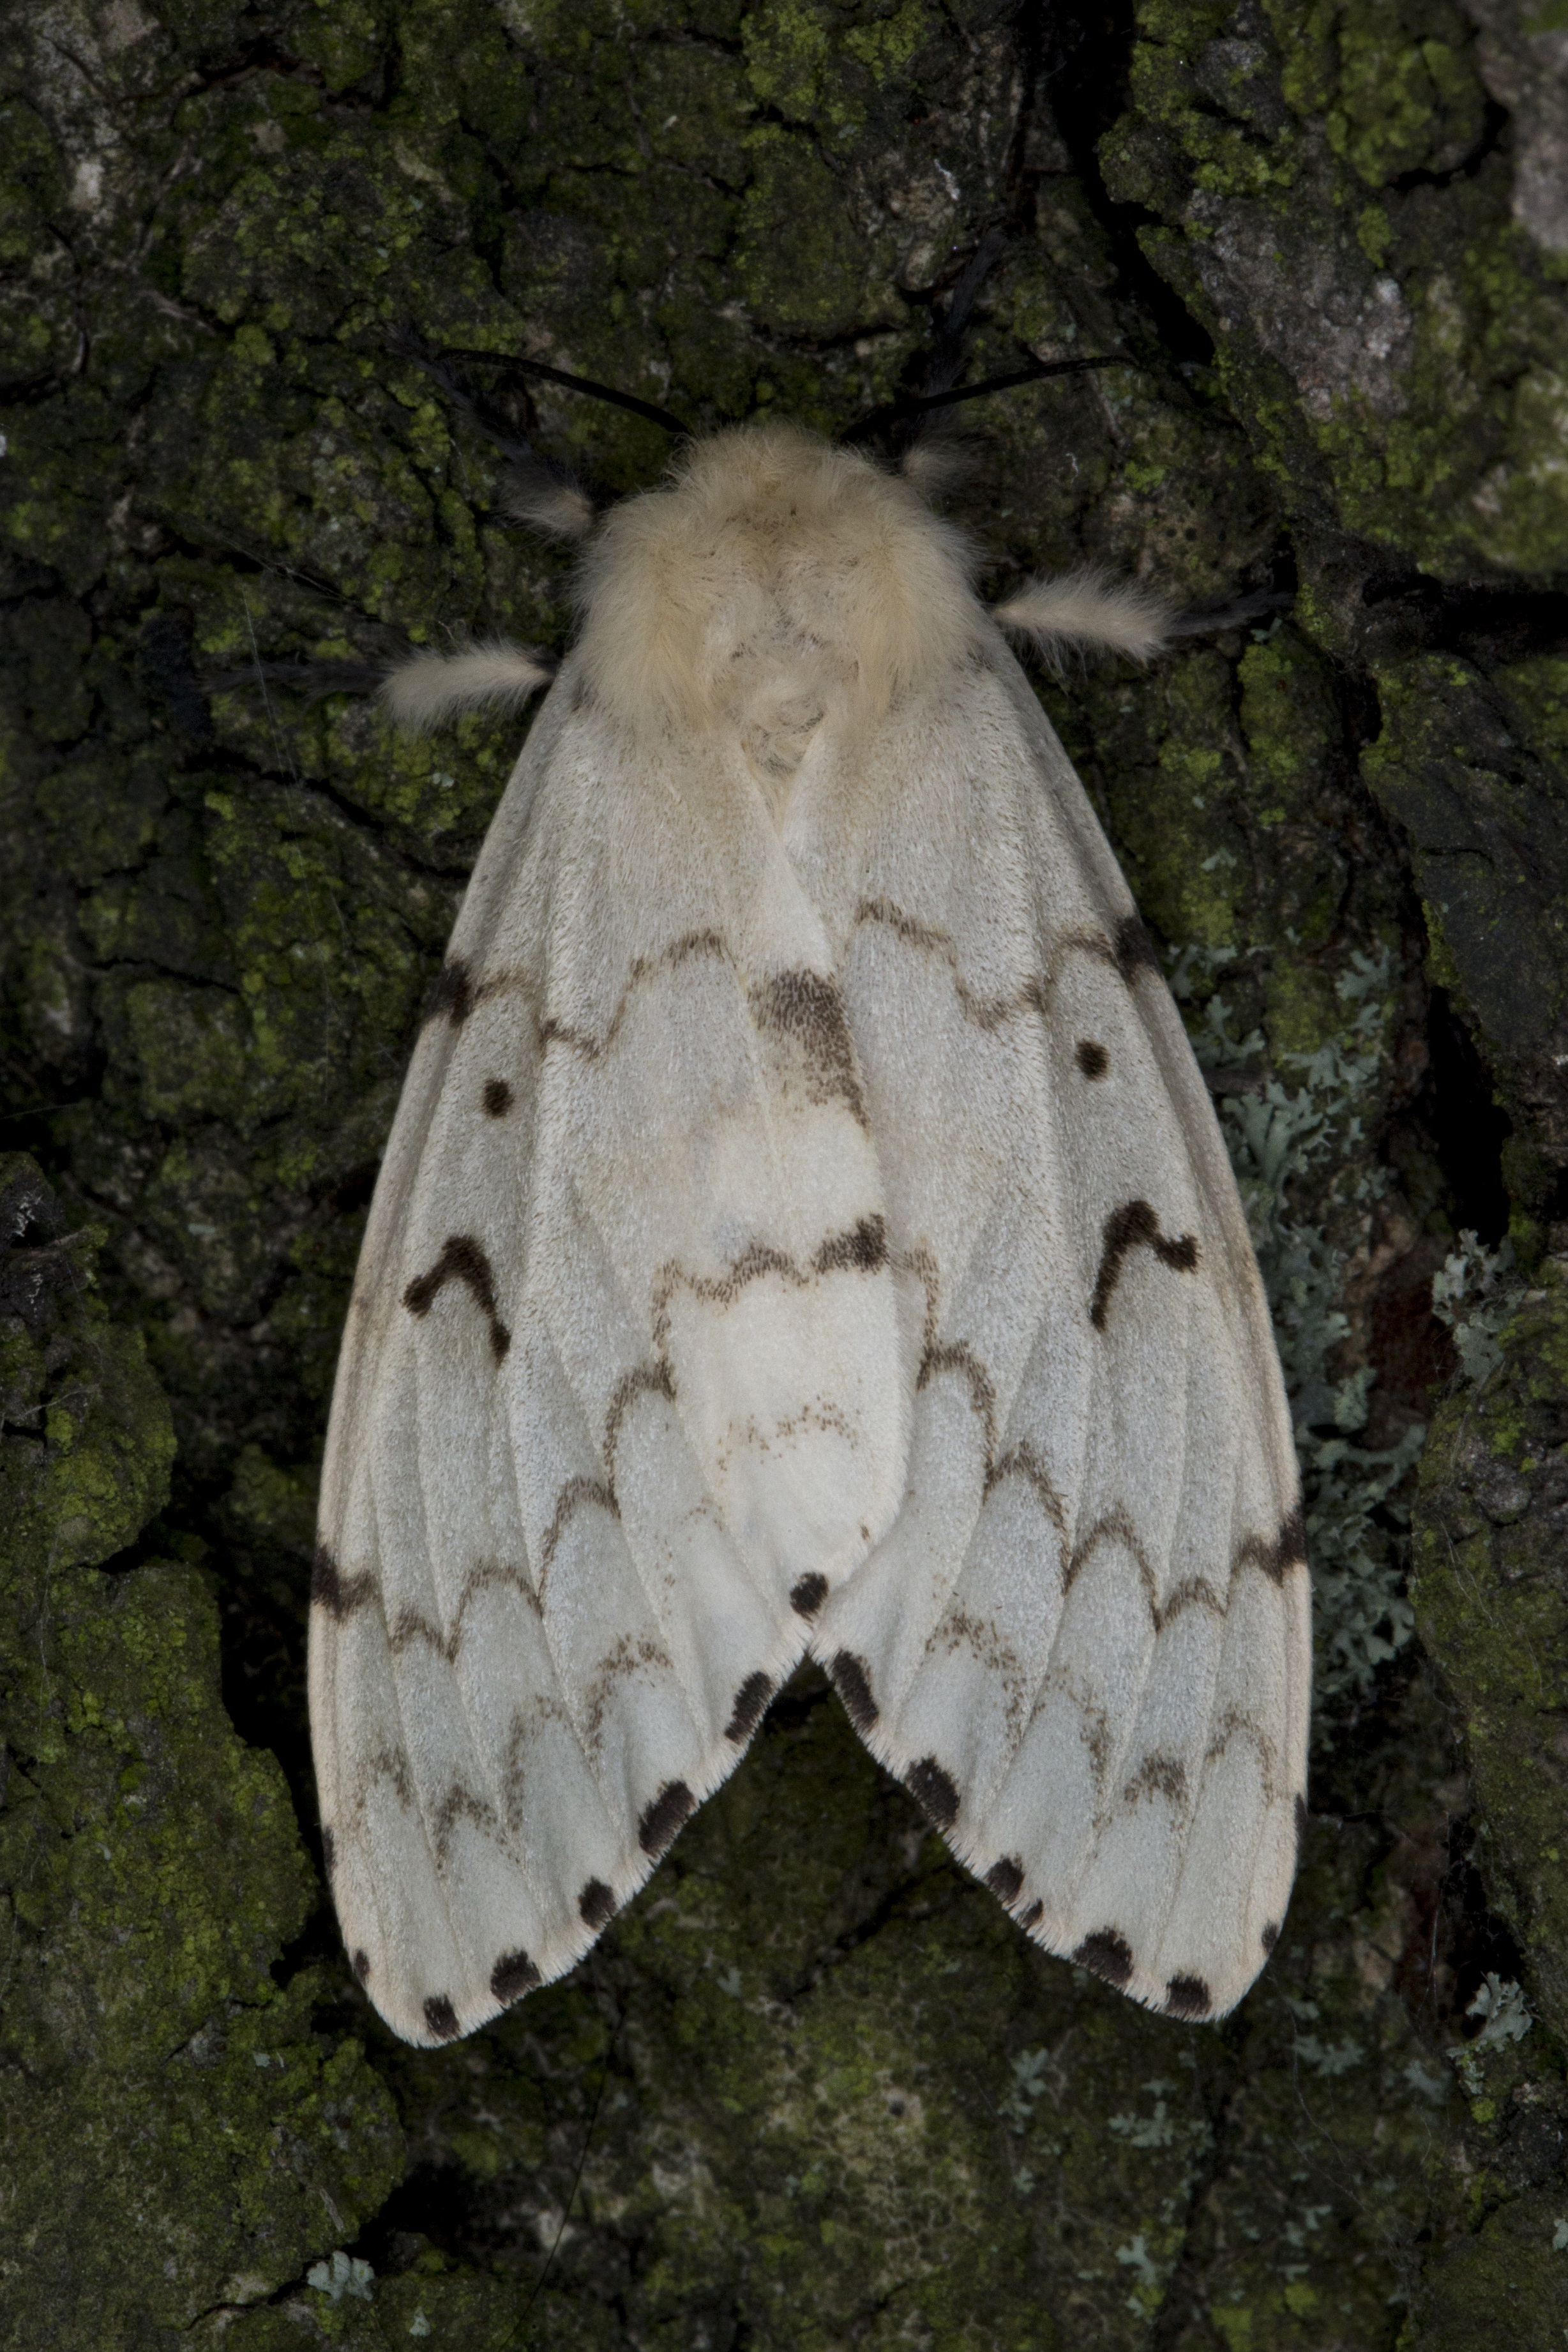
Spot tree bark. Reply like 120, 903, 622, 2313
2, 0, 1567, 2344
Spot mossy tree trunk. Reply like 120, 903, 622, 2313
2, 1, 1567, 2345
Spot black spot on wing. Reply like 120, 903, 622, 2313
1261, 1921, 1280, 1955
1018, 1899, 1044, 1931
1164, 1973, 1212, 2019
579, 1878, 617, 1931
1073, 1929, 1134, 1988
725, 1671, 774, 1744
490, 1949, 542, 2005
829, 1650, 878, 1733
1113, 914, 1161, 981
790, 1572, 828, 1618
402, 1233, 512, 1362
985, 1855, 1024, 1906
482, 1077, 513, 1117
638, 1779, 695, 1857
905, 1756, 960, 1831
1076, 1039, 1109, 1078
423, 1994, 461, 2041
429, 957, 474, 1026
813, 1214, 887, 1275
1089, 1200, 1199, 1332
351, 1947, 370, 1986
312, 1542, 376, 1620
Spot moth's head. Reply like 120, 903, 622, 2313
571, 420, 983, 743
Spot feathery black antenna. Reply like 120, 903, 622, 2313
842, 352, 1133, 446
417, 337, 693, 438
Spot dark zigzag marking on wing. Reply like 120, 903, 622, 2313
905, 1351, 1297, 1834
1089, 1200, 1198, 1332
581, 1631, 678, 1752
854, 898, 1049, 1032
384, 1559, 543, 1666
430, 1782, 499, 1865
919, 1348, 1300, 1733
917, 1340, 997, 1459
338, 1629, 692, 1892
471, 942, 872, 1148
439, 936, 727, 1054
603, 1362, 676, 1489
1065, 1509, 1219, 1632
537, 929, 730, 1059
403, 1234, 511, 1361
380, 1530, 615, 1671
539, 1475, 619, 1577
651, 1217, 887, 1349
1123, 1752, 1189, 1807
1202, 1707, 1286, 1807
312, 1542, 375, 1620
854, 900, 1160, 1030
918, 1361, 1069, 1561
983, 1440, 1067, 1535
324, 1425, 682, 1940
896, 1241, 942, 1362
1236, 1502, 1308, 1583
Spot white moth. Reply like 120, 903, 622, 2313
310, 421, 1309, 2047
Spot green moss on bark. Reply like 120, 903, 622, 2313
0, 1159, 401, 2342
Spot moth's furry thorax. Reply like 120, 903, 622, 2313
573, 423, 983, 755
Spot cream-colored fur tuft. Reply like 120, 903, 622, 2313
993, 569, 1177, 665
575, 423, 981, 743
898, 433, 976, 499
501, 470, 596, 541
381, 644, 554, 733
